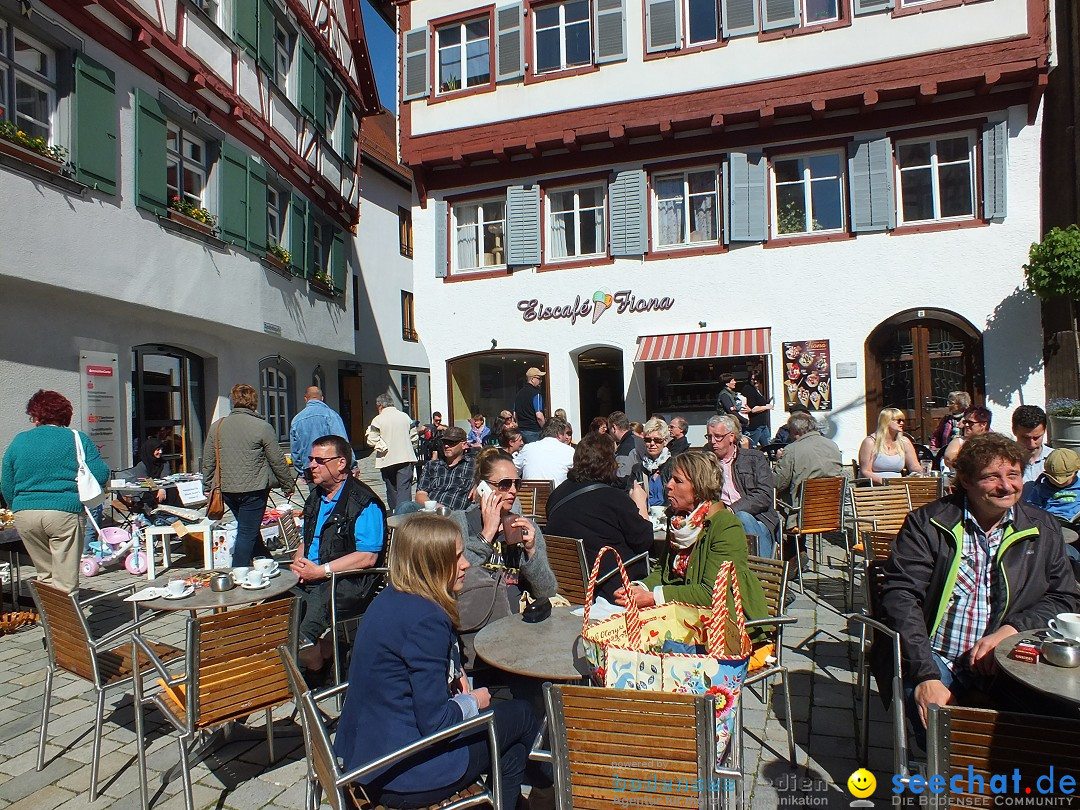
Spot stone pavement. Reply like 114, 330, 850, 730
0, 468, 899, 810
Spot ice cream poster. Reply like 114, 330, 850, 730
782, 340, 832, 411
517, 288, 675, 325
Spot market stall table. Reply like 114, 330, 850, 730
994, 631, 1080, 707
473, 607, 591, 681
0, 528, 23, 613
138, 568, 298, 612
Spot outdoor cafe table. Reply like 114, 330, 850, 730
994, 631, 1080, 707
138, 568, 298, 611
473, 606, 592, 681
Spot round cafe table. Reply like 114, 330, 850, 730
994, 631, 1080, 707
473, 607, 592, 681
139, 568, 298, 611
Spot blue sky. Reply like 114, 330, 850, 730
360, 0, 397, 111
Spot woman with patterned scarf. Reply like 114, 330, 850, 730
615, 450, 767, 623
640, 417, 675, 508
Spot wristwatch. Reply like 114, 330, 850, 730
324, 563, 332, 578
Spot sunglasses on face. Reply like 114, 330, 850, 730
962, 420, 985, 427
643, 437, 665, 444
309, 455, 343, 465
487, 478, 521, 492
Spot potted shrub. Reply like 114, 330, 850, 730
167, 197, 218, 234
1024, 225, 1080, 387
1048, 399, 1080, 452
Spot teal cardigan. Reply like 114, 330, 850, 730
2, 425, 109, 514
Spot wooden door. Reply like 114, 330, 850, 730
339, 373, 364, 454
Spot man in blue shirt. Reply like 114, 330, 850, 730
290, 387, 349, 484
290, 434, 385, 673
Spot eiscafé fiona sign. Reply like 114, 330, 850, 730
517, 288, 675, 326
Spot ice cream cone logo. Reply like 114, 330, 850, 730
591, 289, 614, 323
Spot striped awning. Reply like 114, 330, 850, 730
635, 328, 772, 362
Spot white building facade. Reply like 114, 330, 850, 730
0, 0, 426, 472
396, 0, 1053, 458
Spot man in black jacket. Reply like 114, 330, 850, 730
880, 433, 1080, 728
706, 415, 780, 557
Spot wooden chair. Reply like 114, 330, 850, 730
542, 684, 742, 810
132, 598, 299, 810
30, 582, 181, 801
278, 647, 499, 810
274, 511, 303, 555
542, 534, 589, 606
864, 530, 897, 562
885, 475, 943, 510
777, 476, 846, 594
927, 705, 1080, 801
520, 479, 554, 527
846, 486, 912, 609
744, 556, 797, 766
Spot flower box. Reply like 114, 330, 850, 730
310, 277, 339, 296
167, 208, 215, 235
264, 252, 289, 272
0, 137, 64, 174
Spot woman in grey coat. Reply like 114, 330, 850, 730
202, 383, 293, 566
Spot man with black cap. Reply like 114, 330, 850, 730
414, 426, 475, 512
513, 367, 547, 444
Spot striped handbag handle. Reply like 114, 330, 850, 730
706, 561, 752, 659
583, 545, 643, 651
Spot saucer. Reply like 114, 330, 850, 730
240, 580, 271, 590
163, 585, 195, 600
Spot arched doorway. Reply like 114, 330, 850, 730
865, 309, 984, 445
576, 347, 624, 435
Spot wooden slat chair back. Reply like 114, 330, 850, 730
521, 479, 553, 527
865, 530, 896, 561
792, 476, 846, 534
544, 684, 729, 810
515, 488, 536, 519
850, 486, 912, 535
885, 476, 943, 510
276, 513, 303, 554
542, 534, 589, 606
928, 706, 1080, 804
33, 582, 96, 682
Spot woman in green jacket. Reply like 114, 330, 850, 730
615, 450, 767, 624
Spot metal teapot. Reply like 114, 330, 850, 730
209, 572, 235, 592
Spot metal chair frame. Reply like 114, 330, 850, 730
846, 485, 912, 609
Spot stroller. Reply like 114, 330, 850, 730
80, 506, 148, 577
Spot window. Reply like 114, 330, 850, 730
259, 358, 295, 443
311, 219, 329, 275
192, 0, 220, 23
0, 23, 57, 144
399, 207, 413, 257
401, 375, 418, 420
803, 0, 839, 23
267, 186, 287, 247
547, 185, 605, 260
453, 200, 506, 272
653, 169, 719, 248
771, 152, 845, 237
895, 135, 974, 224
322, 74, 340, 138
166, 122, 208, 207
535, 0, 591, 73
132, 345, 205, 473
687, 0, 720, 45
401, 291, 418, 341
273, 20, 293, 91
436, 17, 491, 93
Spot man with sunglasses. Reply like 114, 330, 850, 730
514, 416, 575, 487
291, 435, 386, 675
943, 405, 992, 472
415, 426, 475, 512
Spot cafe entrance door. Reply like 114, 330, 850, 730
865, 309, 983, 446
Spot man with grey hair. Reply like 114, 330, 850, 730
365, 392, 417, 513
667, 417, 690, 456
705, 414, 779, 556
773, 411, 842, 518
515, 416, 575, 486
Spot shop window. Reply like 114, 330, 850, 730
895, 134, 975, 224
402, 290, 418, 341
771, 151, 845, 237
547, 184, 605, 260
132, 345, 205, 472
401, 374, 419, 419
453, 199, 506, 272
447, 351, 548, 428
652, 168, 719, 248
534, 0, 592, 73
260, 357, 296, 443
399, 207, 413, 257
645, 358, 760, 415
436, 16, 491, 93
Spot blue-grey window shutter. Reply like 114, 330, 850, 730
982, 119, 1007, 222
594, 0, 627, 64
403, 27, 429, 102
506, 185, 541, 266
726, 152, 767, 242
722, 0, 759, 37
433, 200, 448, 278
646, 0, 680, 53
847, 136, 895, 232
762, 0, 800, 30
495, 4, 524, 82
609, 170, 647, 256
853, 0, 894, 14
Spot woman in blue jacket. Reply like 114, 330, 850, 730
335, 513, 540, 809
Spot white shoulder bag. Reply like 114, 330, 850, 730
72, 429, 104, 508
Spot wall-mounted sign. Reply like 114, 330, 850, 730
79, 350, 122, 469
835, 362, 858, 379
517, 288, 675, 326
782, 340, 832, 411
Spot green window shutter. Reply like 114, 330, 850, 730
314, 59, 329, 133
220, 142, 249, 245
257, 0, 275, 74
332, 227, 346, 291
134, 88, 168, 215
289, 192, 308, 276
73, 53, 117, 194
247, 158, 268, 253
339, 101, 355, 166
234, 0, 258, 58
299, 36, 317, 122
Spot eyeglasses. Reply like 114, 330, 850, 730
309, 455, 343, 465
643, 437, 665, 444
487, 478, 521, 492
962, 419, 985, 427
707, 433, 732, 443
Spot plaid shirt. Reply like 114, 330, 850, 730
416, 455, 475, 512
930, 502, 1013, 678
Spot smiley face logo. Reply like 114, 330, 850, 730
847, 769, 876, 799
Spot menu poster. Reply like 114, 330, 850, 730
781, 340, 832, 411
79, 350, 122, 470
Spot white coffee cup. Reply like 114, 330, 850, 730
1050, 613, 1080, 640
232, 566, 250, 582
167, 579, 187, 597
246, 570, 265, 587
423, 500, 439, 511
254, 558, 276, 573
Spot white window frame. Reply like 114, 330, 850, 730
546, 184, 606, 261
322, 74, 340, 144
435, 17, 492, 95
651, 167, 720, 250
273, 19, 294, 94
894, 133, 976, 225
267, 185, 287, 247
166, 122, 208, 208
452, 199, 506, 273
259, 360, 294, 443
770, 149, 846, 238
192, 0, 220, 25
311, 218, 329, 275
802, 0, 839, 25
533, 0, 592, 74
685, 0, 720, 46
1, 25, 57, 145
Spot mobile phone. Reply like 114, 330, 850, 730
476, 480, 494, 499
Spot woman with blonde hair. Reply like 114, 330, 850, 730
335, 514, 543, 809
858, 407, 921, 484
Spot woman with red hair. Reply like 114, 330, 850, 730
1, 390, 109, 593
